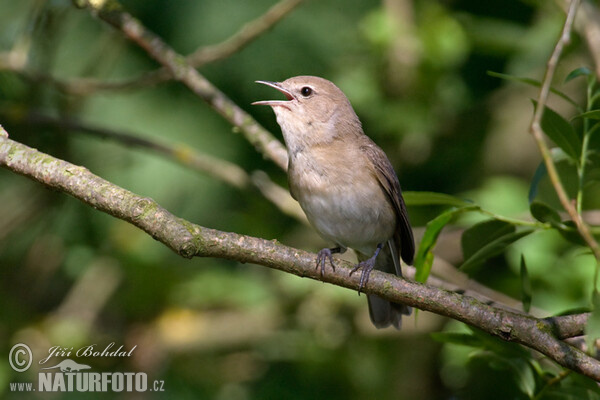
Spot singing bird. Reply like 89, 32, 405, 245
253, 76, 414, 329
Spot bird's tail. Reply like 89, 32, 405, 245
358, 239, 411, 329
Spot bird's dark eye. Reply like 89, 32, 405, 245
300, 86, 313, 97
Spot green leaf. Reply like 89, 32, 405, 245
557, 221, 587, 246
572, 110, 600, 121
488, 71, 579, 107
555, 373, 600, 399
532, 100, 582, 160
461, 220, 515, 262
528, 162, 546, 203
403, 191, 470, 207
557, 222, 600, 246
529, 201, 561, 225
460, 229, 534, 273
414, 206, 475, 283
585, 290, 600, 354
510, 358, 537, 398
520, 255, 532, 313
565, 66, 592, 83
529, 148, 575, 204
414, 209, 455, 283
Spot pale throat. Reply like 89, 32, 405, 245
273, 106, 340, 159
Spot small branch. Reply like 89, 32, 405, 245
103, 0, 305, 91
21, 111, 250, 187
544, 313, 589, 340
56, 1, 290, 170
1, 0, 303, 96
529, 0, 600, 264
188, 0, 304, 66
7, 110, 307, 222
1, 130, 599, 380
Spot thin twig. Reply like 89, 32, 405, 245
74, 0, 289, 170
189, 0, 304, 66
7, 110, 306, 222
1, 0, 303, 95
1, 130, 599, 380
529, 0, 600, 265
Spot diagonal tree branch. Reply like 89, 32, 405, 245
188, 0, 304, 66
1, 0, 304, 95
7, 109, 548, 316
530, 0, 600, 264
1, 127, 598, 380
3, 110, 307, 223
90, 0, 305, 91
71, 0, 289, 170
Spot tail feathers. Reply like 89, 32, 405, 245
367, 295, 411, 329
358, 239, 411, 330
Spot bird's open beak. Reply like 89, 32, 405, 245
252, 81, 295, 106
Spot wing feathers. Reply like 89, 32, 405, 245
361, 142, 415, 265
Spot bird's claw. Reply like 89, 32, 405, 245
316, 248, 337, 277
349, 258, 376, 295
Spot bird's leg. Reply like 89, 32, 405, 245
349, 243, 384, 294
316, 246, 342, 277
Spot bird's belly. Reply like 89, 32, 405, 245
296, 184, 396, 252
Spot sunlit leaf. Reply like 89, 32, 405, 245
414, 206, 475, 283
460, 230, 534, 273
403, 191, 471, 207
520, 255, 532, 313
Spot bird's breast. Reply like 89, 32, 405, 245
288, 148, 395, 251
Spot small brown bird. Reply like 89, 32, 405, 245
253, 76, 414, 329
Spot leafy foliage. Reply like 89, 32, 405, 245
435, 325, 600, 399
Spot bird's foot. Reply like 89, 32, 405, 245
349, 258, 376, 295
349, 243, 383, 294
316, 247, 341, 277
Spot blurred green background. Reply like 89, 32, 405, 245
1, 0, 599, 398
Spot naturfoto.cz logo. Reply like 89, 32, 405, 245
8, 343, 165, 393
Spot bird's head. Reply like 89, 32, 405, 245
252, 76, 361, 148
